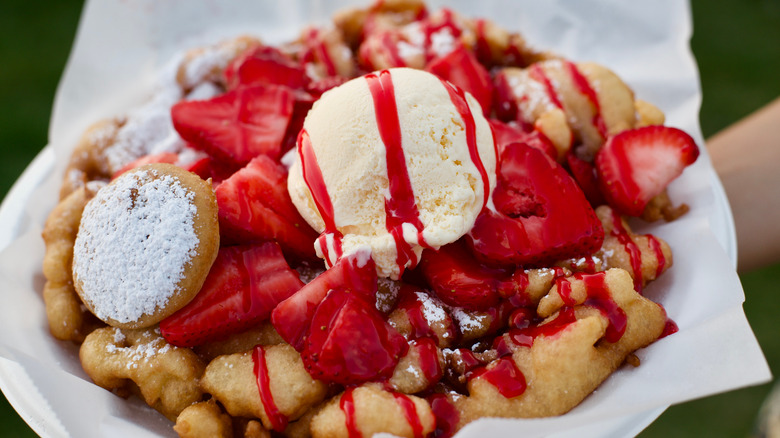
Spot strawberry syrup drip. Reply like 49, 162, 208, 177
428, 393, 459, 438
610, 212, 644, 292
661, 318, 679, 339
252, 346, 289, 432
492, 335, 513, 358
303, 28, 338, 76
402, 297, 438, 340
470, 356, 527, 398
340, 387, 362, 438
414, 338, 443, 384
647, 234, 667, 278
381, 31, 408, 67
365, 70, 430, 274
507, 307, 578, 348
529, 63, 564, 110
392, 392, 425, 438
439, 78, 493, 209
556, 273, 627, 343
297, 129, 343, 266
565, 61, 608, 140
422, 9, 462, 62
504, 269, 532, 307
473, 18, 492, 65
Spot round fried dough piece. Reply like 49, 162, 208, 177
42, 182, 106, 341
73, 163, 219, 328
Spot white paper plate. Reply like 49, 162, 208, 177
0, 144, 738, 438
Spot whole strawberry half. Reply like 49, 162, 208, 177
160, 242, 304, 347
271, 252, 377, 351
301, 288, 408, 385
467, 141, 604, 266
171, 83, 295, 168
215, 155, 319, 261
427, 45, 493, 115
596, 125, 699, 217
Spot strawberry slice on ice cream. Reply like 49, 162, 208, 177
596, 125, 699, 217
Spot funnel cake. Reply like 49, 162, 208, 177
42, 0, 703, 437
72, 163, 219, 329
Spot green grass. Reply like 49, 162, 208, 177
0, 0, 778, 436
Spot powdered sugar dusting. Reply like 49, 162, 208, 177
104, 328, 175, 370
415, 291, 446, 324
73, 169, 199, 324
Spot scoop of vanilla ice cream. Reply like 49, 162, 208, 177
288, 67, 496, 279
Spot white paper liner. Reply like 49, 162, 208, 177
0, 0, 770, 437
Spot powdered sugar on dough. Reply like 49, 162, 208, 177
73, 169, 199, 324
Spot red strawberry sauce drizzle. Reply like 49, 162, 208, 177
523, 61, 608, 141
429, 393, 459, 438
473, 18, 492, 65
609, 212, 644, 292
528, 63, 564, 110
438, 78, 493, 209
252, 346, 288, 432
393, 392, 425, 438
470, 356, 527, 398
661, 318, 679, 339
647, 234, 667, 278
302, 28, 338, 76
339, 385, 425, 438
556, 272, 627, 343
565, 60, 608, 140
415, 338, 444, 384
340, 387, 361, 438
401, 296, 439, 340
365, 70, 431, 273
296, 129, 343, 266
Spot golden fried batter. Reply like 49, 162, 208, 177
201, 344, 328, 430
41, 183, 105, 342
80, 327, 205, 421
311, 383, 435, 438
174, 399, 233, 438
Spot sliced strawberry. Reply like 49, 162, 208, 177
566, 152, 606, 206
224, 45, 308, 90
171, 84, 295, 168
418, 240, 507, 310
112, 152, 179, 179
467, 142, 604, 266
215, 155, 318, 261
301, 288, 408, 385
427, 45, 493, 115
596, 125, 699, 216
160, 243, 304, 347
271, 252, 377, 351
489, 119, 557, 159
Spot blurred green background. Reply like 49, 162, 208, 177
1, 0, 778, 436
